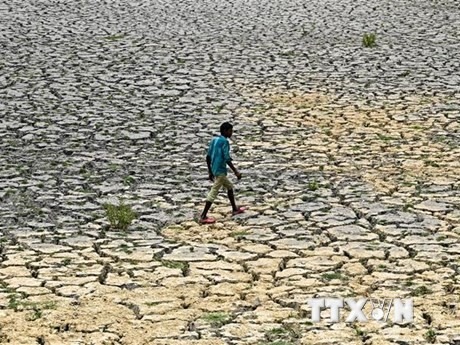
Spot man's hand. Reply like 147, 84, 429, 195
228, 162, 241, 180
209, 173, 215, 182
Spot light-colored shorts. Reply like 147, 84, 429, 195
206, 175, 234, 202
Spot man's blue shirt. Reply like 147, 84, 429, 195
207, 135, 232, 176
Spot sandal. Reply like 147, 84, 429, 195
232, 206, 248, 216
199, 216, 216, 224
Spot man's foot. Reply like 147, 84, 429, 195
232, 206, 248, 216
199, 216, 216, 224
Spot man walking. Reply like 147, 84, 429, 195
199, 122, 246, 224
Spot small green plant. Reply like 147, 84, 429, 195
402, 203, 413, 211
215, 104, 225, 113
230, 230, 249, 238
7, 294, 21, 311
119, 244, 133, 254
410, 285, 432, 296
123, 176, 136, 186
362, 33, 377, 47
354, 325, 367, 337
27, 307, 43, 321
201, 312, 231, 327
103, 202, 136, 231
377, 133, 395, 141
7, 294, 56, 313
264, 326, 300, 344
321, 272, 346, 281
61, 258, 72, 266
161, 260, 188, 274
108, 163, 119, 171
307, 181, 319, 191
267, 328, 288, 336
424, 160, 439, 168
424, 329, 436, 343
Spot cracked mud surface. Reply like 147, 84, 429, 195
1, 0, 460, 344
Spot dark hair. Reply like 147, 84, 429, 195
220, 122, 233, 134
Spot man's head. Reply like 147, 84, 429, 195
220, 122, 233, 138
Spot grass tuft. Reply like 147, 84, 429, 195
424, 329, 436, 343
410, 285, 432, 296
103, 202, 137, 231
321, 272, 347, 281
362, 33, 377, 48
307, 180, 319, 191
201, 312, 231, 327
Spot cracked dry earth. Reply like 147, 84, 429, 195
1, 0, 460, 344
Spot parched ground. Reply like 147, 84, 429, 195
1, 0, 460, 344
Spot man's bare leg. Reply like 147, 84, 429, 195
227, 189, 237, 212
201, 201, 213, 220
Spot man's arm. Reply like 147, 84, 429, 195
206, 155, 214, 181
224, 141, 241, 179
227, 161, 241, 179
